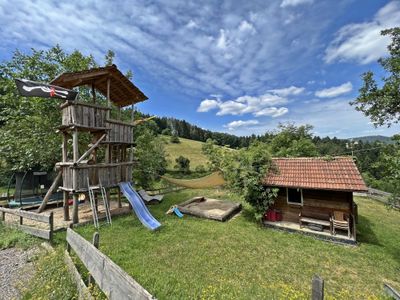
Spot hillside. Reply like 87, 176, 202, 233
350, 135, 393, 144
162, 136, 209, 170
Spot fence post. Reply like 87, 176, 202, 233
67, 223, 73, 254
88, 232, 100, 286
1, 211, 5, 221
19, 216, 23, 225
49, 212, 54, 241
311, 275, 324, 300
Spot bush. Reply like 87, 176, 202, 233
203, 139, 278, 219
174, 156, 190, 174
194, 165, 207, 173
162, 128, 172, 136
133, 129, 168, 189
170, 135, 180, 143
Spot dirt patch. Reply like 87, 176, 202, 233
0, 246, 41, 300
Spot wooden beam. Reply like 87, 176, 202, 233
0, 207, 51, 223
37, 170, 63, 213
64, 250, 94, 300
75, 133, 107, 165
66, 228, 154, 300
73, 129, 79, 224
19, 225, 51, 240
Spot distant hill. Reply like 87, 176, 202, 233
162, 136, 209, 170
349, 135, 394, 144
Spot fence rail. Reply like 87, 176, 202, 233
66, 228, 155, 300
0, 207, 53, 240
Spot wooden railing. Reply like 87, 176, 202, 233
60, 101, 109, 129
66, 228, 155, 300
0, 207, 53, 240
60, 163, 133, 191
105, 119, 134, 144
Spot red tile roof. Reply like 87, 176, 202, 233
263, 157, 368, 192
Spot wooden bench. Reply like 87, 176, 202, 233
299, 212, 332, 234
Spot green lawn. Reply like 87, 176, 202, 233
63, 190, 400, 299
163, 136, 209, 170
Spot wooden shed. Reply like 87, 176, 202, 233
263, 157, 367, 243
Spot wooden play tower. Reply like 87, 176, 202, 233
41, 65, 147, 224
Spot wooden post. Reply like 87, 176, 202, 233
19, 216, 23, 226
91, 83, 96, 103
63, 191, 70, 221
49, 212, 54, 241
311, 275, 324, 300
67, 223, 73, 253
118, 188, 122, 208
72, 129, 79, 224
37, 170, 62, 213
1, 211, 5, 222
88, 232, 100, 286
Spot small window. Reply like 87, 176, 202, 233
287, 188, 303, 205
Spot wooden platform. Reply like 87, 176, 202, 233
263, 220, 356, 245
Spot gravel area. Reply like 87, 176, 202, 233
0, 247, 40, 300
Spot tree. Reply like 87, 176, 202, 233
174, 156, 190, 174
203, 139, 278, 219
161, 128, 172, 136
170, 135, 180, 143
351, 27, 400, 127
350, 27, 400, 208
269, 123, 318, 157
0, 46, 98, 172
133, 128, 167, 189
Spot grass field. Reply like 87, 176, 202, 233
59, 190, 400, 299
163, 136, 209, 170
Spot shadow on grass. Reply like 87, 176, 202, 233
356, 215, 380, 246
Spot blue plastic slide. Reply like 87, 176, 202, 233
173, 207, 184, 218
119, 182, 161, 231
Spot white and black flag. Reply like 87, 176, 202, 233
15, 79, 78, 100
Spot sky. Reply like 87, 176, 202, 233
0, 0, 399, 138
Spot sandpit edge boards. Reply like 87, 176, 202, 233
177, 197, 242, 222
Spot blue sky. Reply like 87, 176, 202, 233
1, 0, 399, 138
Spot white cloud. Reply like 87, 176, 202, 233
280, 0, 314, 8
224, 120, 259, 130
324, 1, 400, 64
197, 99, 220, 112
198, 92, 288, 117
268, 86, 305, 97
315, 82, 353, 98
186, 19, 198, 29
254, 107, 289, 117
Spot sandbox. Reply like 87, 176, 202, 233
177, 197, 241, 221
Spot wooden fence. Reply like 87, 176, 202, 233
0, 207, 53, 240
66, 228, 155, 300
355, 187, 400, 209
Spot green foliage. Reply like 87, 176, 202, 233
351, 27, 400, 126
104, 49, 115, 66
170, 135, 180, 143
161, 128, 172, 136
174, 155, 190, 174
0, 46, 98, 172
203, 139, 278, 217
269, 123, 318, 157
0, 223, 39, 249
21, 247, 78, 299
194, 164, 207, 173
133, 129, 167, 189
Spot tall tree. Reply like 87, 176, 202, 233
0, 46, 98, 172
351, 27, 400, 127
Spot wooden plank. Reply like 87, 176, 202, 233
311, 275, 324, 300
64, 250, 94, 300
66, 229, 155, 300
0, 207, 50, 223
19, 225, 51, 240
75, 134, 107, 165
37, 170, 63, 213
384, 283, 400, 300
